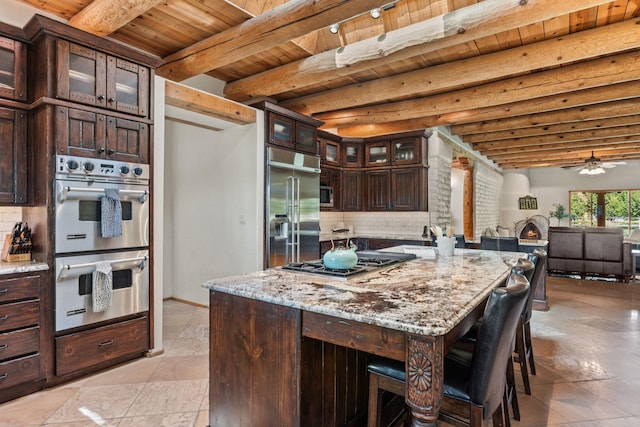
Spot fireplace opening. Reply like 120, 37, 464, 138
515, 215, 550, 242
520, 223, 541, 240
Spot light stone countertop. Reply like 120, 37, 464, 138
203, 249, 526, 336
0, 260, 49, 275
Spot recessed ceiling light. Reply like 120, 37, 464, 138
329, 23, 339, 34
370, 8, 381, 19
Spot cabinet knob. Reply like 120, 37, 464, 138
97, 148, 105, 154
98, 95, 105, 101
108, 97, 115, 103
108, 149, 115, 155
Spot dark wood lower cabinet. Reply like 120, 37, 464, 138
55, 315, 149, 377
301, 338, 372, 427
0, 272, 44, 404
209, 292, 381, 427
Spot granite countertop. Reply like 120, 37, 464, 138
0, 260, 49, 275
203, 249, 525, 336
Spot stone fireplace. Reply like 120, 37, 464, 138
515, 215, 550, 241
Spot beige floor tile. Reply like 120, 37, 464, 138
532, 381, 631, 423
82, 356, 162, 386
148, 355, 209, 382
125, 380, 208, 417
44, 383, 145, 423
117, 412, 199, 426
0, 387, 78, 427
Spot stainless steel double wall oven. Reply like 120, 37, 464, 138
53, 155, 150, 332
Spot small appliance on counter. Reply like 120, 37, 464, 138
1, 222, 32, 262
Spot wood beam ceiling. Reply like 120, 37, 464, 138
68, 0, 164, 36
156, 0, 394, 81
223, 0, 616, 103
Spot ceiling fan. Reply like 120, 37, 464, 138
563, 151, 626, 175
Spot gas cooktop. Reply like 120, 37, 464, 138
281, 250, 417, 278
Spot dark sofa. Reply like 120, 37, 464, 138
547, 227, 633, 282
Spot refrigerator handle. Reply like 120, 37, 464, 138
286, 175, 300, 264
294, 176, 301, 263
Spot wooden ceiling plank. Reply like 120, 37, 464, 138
452, 98, 640, 135
481, 136, 640, 157
283, 19, 640, 116
470, 124, 640, 150
462, 114, 640, 143
485, 141, 640, 161
316, 53, 640, 128
68, 0, 164, 37
224, 0, 616, 102
164, 80, 256, 125
157, 0, 393, 81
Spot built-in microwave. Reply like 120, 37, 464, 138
320, 185, 334, 208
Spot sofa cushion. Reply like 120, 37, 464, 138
548, 227, 583, 259
583, 227, 623, 262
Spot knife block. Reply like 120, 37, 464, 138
1, 234, 32, 262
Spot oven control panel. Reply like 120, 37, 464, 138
55, 155, 150, 181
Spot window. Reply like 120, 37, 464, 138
569, 189, 640, 235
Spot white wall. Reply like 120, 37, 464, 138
450, 168, 464, 235
529, 162, 640, 223
163, 115, 264, 305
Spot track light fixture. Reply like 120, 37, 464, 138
328, 1, 398, 34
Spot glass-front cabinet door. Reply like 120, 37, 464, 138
57, 40, 150, 117
365, 141, 390, 167
295, 122, 318, 154
268, 112, 295, 149
0, 36, 27, 101
57, 40, 107, 108
107, 57, 149, 117
392, 137, 420, 165
342, 141, 363, 167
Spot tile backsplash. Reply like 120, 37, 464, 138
0, 207, 22, 235
320, 211, 431, 239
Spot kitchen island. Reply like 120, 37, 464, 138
203, 249, 525, 427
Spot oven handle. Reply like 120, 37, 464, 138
59, 186, 148, 203
59, 256, 148, 275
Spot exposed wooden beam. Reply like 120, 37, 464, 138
283, 19, 640, 115
164, 80, 256, 125
332, 96, 640, 137
484, 140, 640, 160
68, 0, 163, 37
497, 150, 640, 169
157, 0, 393, 81
316, 43, 640, 127
451, 98, 640, 135
461, 115, 640, 143
471, 124, 640, 151
223, 0, 617, 102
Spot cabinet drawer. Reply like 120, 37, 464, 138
0, 354, 41, 389
0, 275, 40, 303
55, 316, 149, 376
0, 300, 39, 333
0, 327, 39, 361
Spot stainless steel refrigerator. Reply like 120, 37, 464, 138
266, 146, 320, 268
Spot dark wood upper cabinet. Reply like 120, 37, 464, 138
0, 106, 27, 204
319, 134, 341, 167
0, 36, 27, 102
56, 40, 150, 117
342, 140, 363, 168
257, 101, 323, 155
365, 141, 390, 167
55, 106, 149, 163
